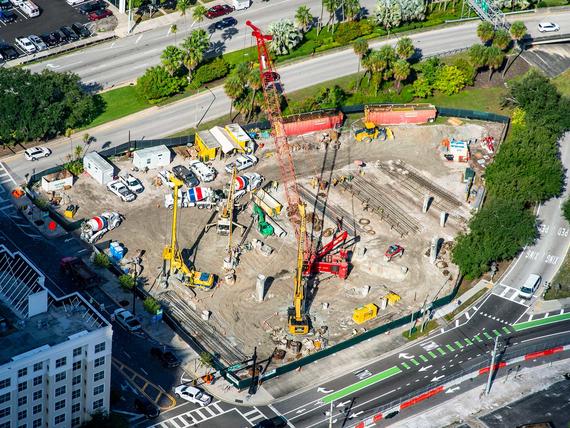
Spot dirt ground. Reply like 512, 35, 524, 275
37, 120, 504, 365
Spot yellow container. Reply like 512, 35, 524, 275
352, 303, 378, 324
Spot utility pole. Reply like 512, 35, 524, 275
248, 347, 258, 396
485, 336, 499, 395
328, 400, 333, 427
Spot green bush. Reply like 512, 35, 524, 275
563, 199, 570, 223
434, 65, 468, 95
93, 252, 110, 268
453, 58, 477, 86
118, 274, 135, 290
412, 76, 433, 98
190, 57, 230, 89
143, 297, 161, 315
64, 160, 83, 176
136, 65, 186, 102
333, 20, 374, 45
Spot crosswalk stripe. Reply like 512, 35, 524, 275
401, 362, 411, 370
212, 402, 223, 413
502, 326, 511, 334
465, 338, 473, 346
249, 413, 265, 422
437, 347, 446, 356
202, 406, 217, 417
410, 358, 420, 366
419, 355, 429, 362
492, 329, 501, 337
243, 409, 259, 417
474, 335, 483, 342
454, 341, 464, 349
428, 351, 437, 358
181, 414, 195, 424
446, 344, 455, 352
194, 409, 206, 419
483, 331, 493, 340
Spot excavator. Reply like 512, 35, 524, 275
162, 175, 215, 290
288, 203, 310, 334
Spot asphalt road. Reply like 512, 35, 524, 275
26, 0, 378, 88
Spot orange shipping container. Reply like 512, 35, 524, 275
282, 109, 344, 136
365, 104, 437, 125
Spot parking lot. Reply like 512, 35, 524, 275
0, 0, 98, 57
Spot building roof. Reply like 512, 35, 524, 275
133, 145, 171, 157
225, 124, 252, 143
84, 151, 113, 172
0, 246, 109, 366
210, 126, 240, 154
196, 131, 221, 150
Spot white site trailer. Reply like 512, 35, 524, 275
83, 152, 115, 185
232, 0, 250, 10
132, 145, 172, 170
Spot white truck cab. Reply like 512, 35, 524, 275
232, 0, 250, 10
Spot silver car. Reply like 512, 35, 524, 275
15, 36, 36, 54
28, 35, 47, 51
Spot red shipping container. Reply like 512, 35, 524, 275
282, 109, 344, 136
365, 104, 437, 125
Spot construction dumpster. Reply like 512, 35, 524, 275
365, 104, 437, 125
352, 303, 378, 324
282, 109, 344, 136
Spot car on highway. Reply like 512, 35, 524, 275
253, 416, 287, 428
40, 32, 59, 47
0, 9, 17, 23
61, 26, 79, 42
134, 398, 160, 419
113, 308, 142, 332
107, 179, 136, 202
24, 146, 51, 161
150, 347, 181, 368
224, 154, 258, 173
518, 273, 541, 299
538, 22, 560, 33
79, 0, 105, 15
0, 44, 19, 61
172, 165, 200, 188
15, 36, 36, 54
205, 4, 233, 19
173, 385, 212, 406
212, 16, 237, 30
66, 0, 86, 5
28, 35, 47, 51
120, 173, 144, 193
88, 8, 112, 20
71, 22, 91, 38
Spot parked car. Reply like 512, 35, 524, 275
60, 26, 79, 41
0, 0, 11, 10
120, 173, 144, 194
253, 416, 288, 428
157, 169, 176, 189
24, 146, 51, 161
213, 16, 237, 30
88, 8, 112, 20
0, 44, 19, 61
173, 386, 212, 406
9, 0, 23, 7
15, 36, 36, 54
224, 154, 258, 173
66, 0, 86, 5
71, 22, 90, 38
51, 30, 67, 44
28, 34, 47, 51
0, 9, 17, 23
189, 160, 216, 182
134, 398, 160, 419
538, 22, 559, 32
39, 32, 58, 47
172, 165, 200, 188
113, 308, 141, 332
205, 4, 233, 19
150, 347, 181, 368
79, 0, 105, 15
262, 71, 280, 82
107, 179, 136, 202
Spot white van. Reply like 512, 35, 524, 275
189, 160, 216, 183
232, 0, 250, 10
518, 274, 541, 299
20, 1, 40, 17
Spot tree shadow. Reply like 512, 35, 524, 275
208, 40, 227, 57
221, 27, 238, 41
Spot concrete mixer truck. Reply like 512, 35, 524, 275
80, 212, 122, 243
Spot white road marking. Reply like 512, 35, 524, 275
135, 34, 143, 44
520, 330, 570, 344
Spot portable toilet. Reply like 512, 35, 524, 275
352, 303, 379, 324
132, 145, 171, 170
83, 152, 115, 185
109, 242, 124, 261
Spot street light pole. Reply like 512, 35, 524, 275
196, 86, 216, 128
485, 336, 499, 395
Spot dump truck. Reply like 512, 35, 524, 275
251, 188, 282, 217
60, 256, 99, 289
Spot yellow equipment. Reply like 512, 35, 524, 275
162, 175, 215, 290
352, 303, 379, 324
64, 204, 78, 219
354, 121, 386, 143
288, 204, 310, 335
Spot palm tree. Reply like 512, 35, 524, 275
176, 0, 190, 22
161, 45, 184, 76
468, 43, 488, 75
492, 29, 511, 51
295, 5, 313, 32
224, 74, 245, 118
353, 38, 369, 71
246, 67, 262, 122
192, 5, 207, 23
486, 46, 505, 81
343, 0, 361, 22
395, 36, 414, 60
477, 21, 495, 45
267, 19, 303, 55
322, 0, 339, 30
181, 29, 210, 81
509, 21, 527, 47
392, 59, 410, 92
170, 24, 178, 43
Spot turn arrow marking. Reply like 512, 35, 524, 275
317, 387, 334, 394
445, 386, 460, 394
296, 408, 306, 414
418, 365, 433, 372
336, 401, 351, 408
431, 375, 445, 382
399, 353, 414, 359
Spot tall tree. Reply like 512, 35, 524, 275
395, 36, 414, 60
176, 0, 190, 21
375, 0, 402, 31
486, 45, 505, 80
295, 5, 313, 32
392, 58, 410, 92
492, 28, 511, 51
170, 24, 178, 44
476, 21, 495, 45
343, 0, 361, 21
509, 21, 527, 46
246, 66, 262, 122
353, 38, 369, 89
181, 29, 210, 81
323, 0, 340, 29
161, 45, 184, 76
268, 19, 303, 55
468, 43, 489, 75
192, 5, 207, 23
224, 73, 245, 118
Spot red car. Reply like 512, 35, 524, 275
206, 4, 234, 19
88, 9, 113, 21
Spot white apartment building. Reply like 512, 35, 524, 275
0, 245, 113, 428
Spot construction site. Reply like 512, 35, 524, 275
31, 22, 507, 380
